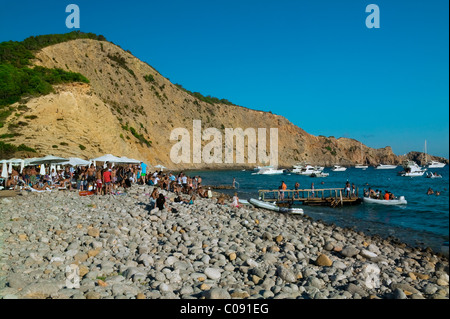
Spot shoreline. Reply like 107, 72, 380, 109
0, 185, 448, 299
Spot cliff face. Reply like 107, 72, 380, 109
1, 38, 406, 169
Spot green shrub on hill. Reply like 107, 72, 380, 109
0, 31, 101, 106
0, 141, 36, 158
0, 64, 89, 106
174, 83, 235, 106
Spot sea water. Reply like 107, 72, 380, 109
188, 166, 449, 253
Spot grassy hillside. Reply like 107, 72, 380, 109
0, 32, 98, 107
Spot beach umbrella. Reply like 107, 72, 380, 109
20, 160, 24, 174
23, 157, 39, 166
8, 161, 12, 174
155, 164, 166, 171
119, 156, 141, 164
90, 154, 123, 163
59, 157, 90, 167
30, 155, 69, 165
1, 160, 8, 179
7, 158, 22, 164
40, 164, 46, 176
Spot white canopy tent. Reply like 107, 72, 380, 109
1, 160, 8, 179
7, 158, 23, 164
28, 155, 69, 176
90, 154, 124, 163
119, 156, 141, 164
29, 155, 70, 165
54, 157, 90, 167
154, 164, 166, 171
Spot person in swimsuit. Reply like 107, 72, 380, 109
232, 193, 240, 208
294, 182, 300, 198
140, 162, 147, 184
87, 164, 96, 190
96, 169, 103, 195
156, 194, 166, 210
345, 181, 351, 198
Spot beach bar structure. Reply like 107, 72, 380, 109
258, 188, 362, 208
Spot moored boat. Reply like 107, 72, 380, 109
248, 198, 304, 215
251, 166, 285, 175
397, 160, 426, 177
363, 196, 407, 205
424, 140, 446, 168
292, 164, 323, 176
375, 164, 397, 169
331, 165, 347, 172
427, 160, 446, 169
310, 172, 329, 177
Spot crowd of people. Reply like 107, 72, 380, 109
363, 187, 395, 200
0, 161, 244, 209
276, 180, 358, 200
1, 162, 148, 193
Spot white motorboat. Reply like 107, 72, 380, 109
252, 166, 285, 175
248, 198, 304, 215
292, 164, 323, 176
355, 143, 368, 169
427, 161, 446, 169
310, 172, 329, 177
375, 164, 397, 169
424, 140, 446, 168
331, 165, 347, 172
363, 196, 407, 205
397, 160, 426, 177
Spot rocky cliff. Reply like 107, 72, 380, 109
1, 37, 440, 169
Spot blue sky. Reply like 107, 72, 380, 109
1, 0, 448, 157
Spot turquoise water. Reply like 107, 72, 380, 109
188, 166, 449, 252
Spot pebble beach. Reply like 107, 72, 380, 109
0, 185, 448, 300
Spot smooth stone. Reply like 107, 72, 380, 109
341, 246, 360, 258
203, 288, 231, 299
204, 268, 221, 280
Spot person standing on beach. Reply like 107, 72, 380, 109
181, 173, 188, 191
96, 169, 103, 195
87, 164, 96, 191
345, 181, 351, 198
294, 182, 300, 199
111, 167, 117, 192
279, 181, 287, 200
103, 166, 112, 195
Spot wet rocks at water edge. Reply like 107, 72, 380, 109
0, 184, 448, 299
